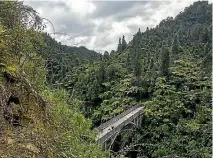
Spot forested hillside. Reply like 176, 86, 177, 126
48, 1, 211, 157
0, 1, 212, 158
66, 0, 212, 125
41, 33, 101, 86
0, 2, 107, 157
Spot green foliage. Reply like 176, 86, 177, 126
92, 74, 138, 123
121, 35, 127, 51
138, 58, 211, 157
160, 47, 170, 78
41, 33, 101, 86
172, 34, 179, 60
0, 1, 107, 157
42, 89, 108, 158
117, 37, 122, 52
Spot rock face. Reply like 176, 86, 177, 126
0, 71, 53, 157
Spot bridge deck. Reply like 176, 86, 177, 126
96, 106, 142, 142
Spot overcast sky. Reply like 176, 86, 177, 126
24, 0, 201, 53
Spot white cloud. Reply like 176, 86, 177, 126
63, 1, 96, 17
24, 0, 199, 53
150, 0, 195, 26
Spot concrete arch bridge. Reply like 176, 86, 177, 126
95, 105, 143, 150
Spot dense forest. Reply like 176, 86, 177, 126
41, 33, 101, 86
0, 1, 212, 158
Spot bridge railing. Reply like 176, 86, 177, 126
96, 104, 141, 132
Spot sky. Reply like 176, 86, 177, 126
24, 0, 202, 53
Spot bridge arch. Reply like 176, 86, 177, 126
109, 121, 141, 150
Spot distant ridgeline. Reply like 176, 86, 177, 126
39, 33, 101, 87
